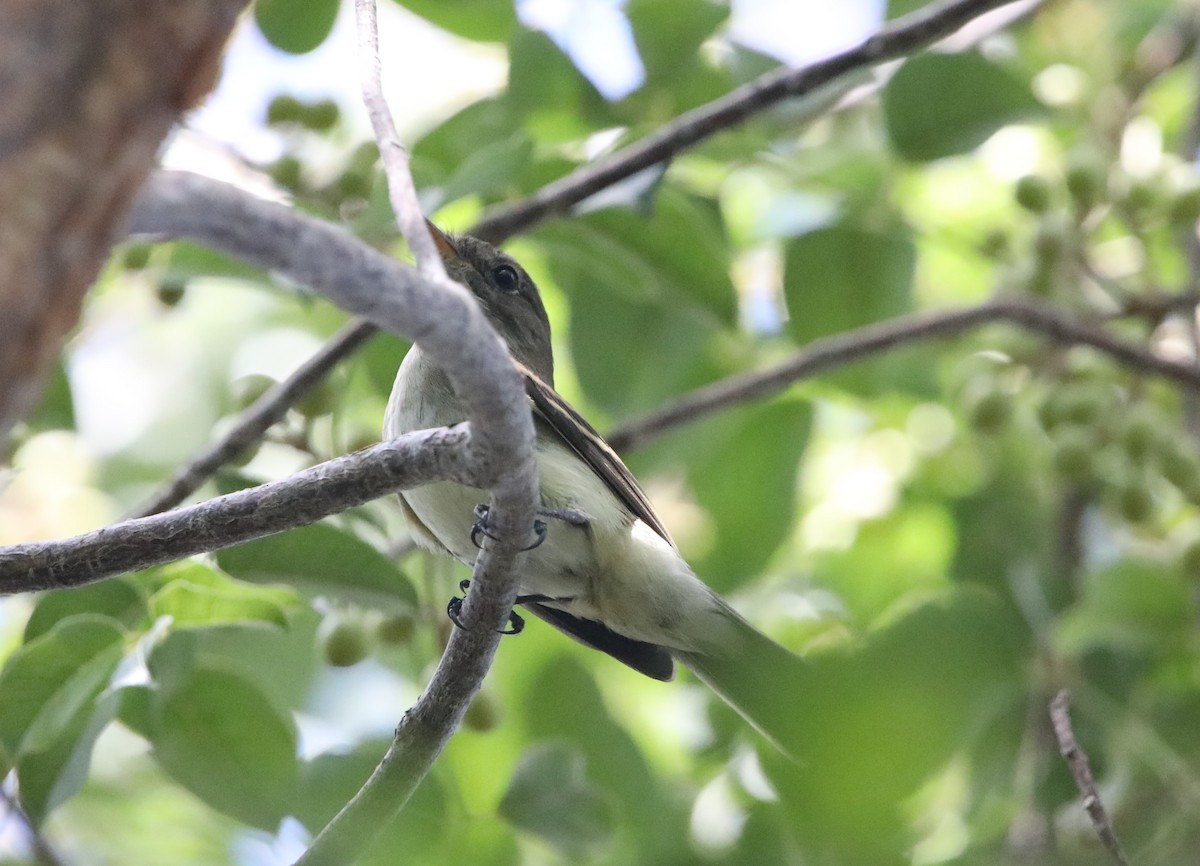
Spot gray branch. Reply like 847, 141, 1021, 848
0, 428, 471, 593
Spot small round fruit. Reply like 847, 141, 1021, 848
303, 99, 340, 132
1116, 479, 1154, 524
320, 615, 373, 667
1052, 426, 1094, 483
1119, 409, 1161, 462
231, 374, 277, 410
375, 611, 416, 646
1015, 175, 1053, 213
1158, 442, 1200, 492
296, 378, 338, 418
1033, 215, 1071, 264
122, 243, 153, 270
966, 387, 1014, 434
156, 276, 187, 308
1065, 154, 1106, 211
463, 693, 501, 732
266, 94, 305, 126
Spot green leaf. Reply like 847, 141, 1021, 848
217, 521, 416, 605
687, 399, 812, 590
438, 133, 534, 208
254, 0, 340, 54
163, 241, 267, 283
0, 616, 127, 821
499, 741, 614, 858
1058, 559, 1194, 654
0, 616, 125, 763
146, 665, 298, 830
624, 0, 730, 111
391, 0, 517, 42
761, 589, 1026, 858
784, 225, 916, 343
18, 690, 121, 825
505, 30, 612, 140
883, 52, 1042, 161
24, 579, 147, 642
579, 187, 736, 323
148, 562, 299, 630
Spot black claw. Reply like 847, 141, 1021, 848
500, 610, 526, 635
524, 519, 547, 551
446, 595, 467, 630
446, 579, 539, 636
470, 504, 499, 549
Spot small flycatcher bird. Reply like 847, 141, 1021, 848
385, 224, 803, 746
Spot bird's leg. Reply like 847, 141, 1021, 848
446, 578, 555, 635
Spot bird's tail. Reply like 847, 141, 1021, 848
673, 598, 809, 757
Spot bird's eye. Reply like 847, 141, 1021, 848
492, 264, 520, 294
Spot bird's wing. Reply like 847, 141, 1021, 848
518, 363, 676, 548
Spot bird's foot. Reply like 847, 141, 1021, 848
446, 579, 554, 635
470, 504, 548, 552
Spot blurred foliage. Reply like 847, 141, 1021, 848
3, 0, 1200, 865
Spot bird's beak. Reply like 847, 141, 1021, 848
424, 220, 461, 263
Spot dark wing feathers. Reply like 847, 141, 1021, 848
518, 364, 675, 548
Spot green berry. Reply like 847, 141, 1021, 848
375, 611, 416, 646
1119, 409, 1161, 462
296, 377, 338, 419
1015, 175, 1053, 213
980, 229, 1010, 259
1158, 441, 1200, 491
337, 170, 372, 200
1033, 215, 1071, 264
1065, 153, 1106, 211
320, 615, 372, 667
1116, 479, 1154, 523
122, 243, 153, 270
350, 141, 380, 170
463, 693, 501, 732
303, 99, 340, 132
231, 374, 277, 410
269, 155, 303, 190
1114, 174, 1158, 213
266, 94, 305, 126
1052, 426, 1095, 483
1052, 383, 1110, 427
966, 387, 1013, 434
156, 276, 187, 308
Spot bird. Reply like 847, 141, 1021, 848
385, 223, 805, 749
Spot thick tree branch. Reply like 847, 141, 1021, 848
0, 0, 247, 441
608, 297, 1200, 451
469, 0, 1028, 242
0, 429, 471, 593
1049, 690, 1131, 866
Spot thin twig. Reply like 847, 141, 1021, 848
354, 0, 445, 278
607, 297, 1200, 452
128, 319, 377, 517
469, 0, 1028, 242
1049, 690, 1131, 866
